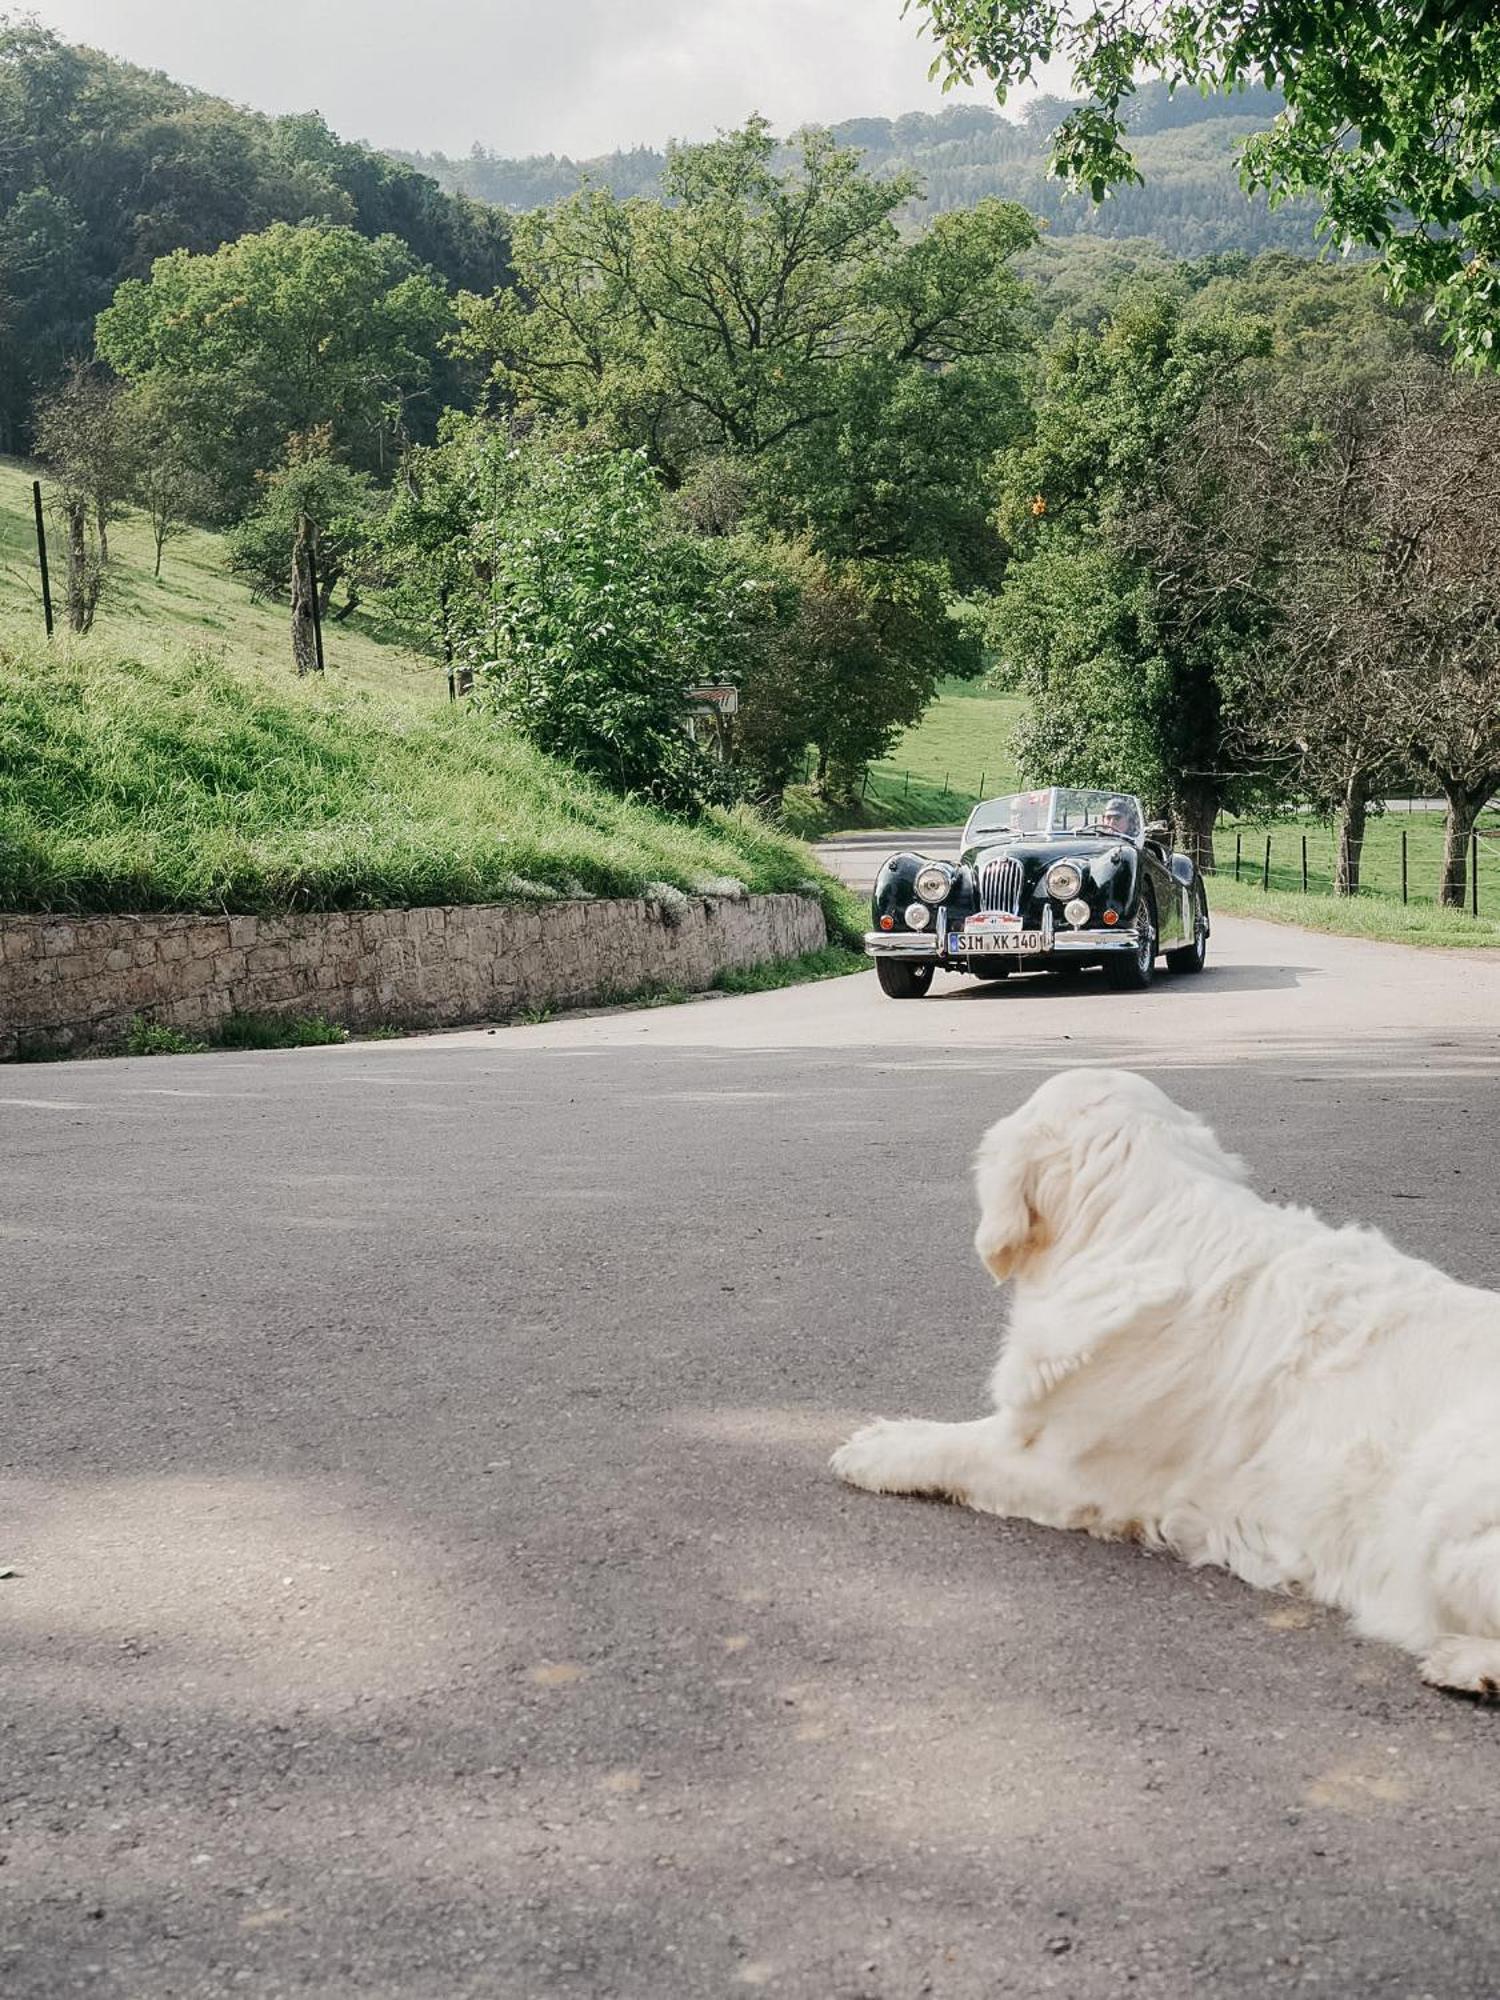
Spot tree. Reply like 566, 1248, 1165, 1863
31, 363, 136, 562
1360, 368, 1500, 905
437, 430, 735, 809
455, 122, 1033, 581
990, 288, 1276, 864
125, 379, 211, 578
913, 0, 1500, 364
706, 531, 979, 806
227, 431, 378, 675
96, 222, 456, 509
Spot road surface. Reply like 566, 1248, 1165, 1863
6, 906, 1500, 1997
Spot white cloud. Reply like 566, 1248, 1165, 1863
32, 0, 1045, 157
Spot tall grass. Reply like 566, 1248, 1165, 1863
0, 638, 853, 932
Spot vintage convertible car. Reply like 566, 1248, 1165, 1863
865, 786, 1210, 999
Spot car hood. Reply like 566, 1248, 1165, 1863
960, 835, 1133, 872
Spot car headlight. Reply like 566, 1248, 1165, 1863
904, 902, 932, 929
913, 864, 951, 904
1045, 860, 1084, 900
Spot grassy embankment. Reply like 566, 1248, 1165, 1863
0, 458, 862, 949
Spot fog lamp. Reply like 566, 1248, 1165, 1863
1064, 898, 1090, 928
904, 902, 932, 930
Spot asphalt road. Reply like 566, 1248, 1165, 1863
7, 910, 1500, 1999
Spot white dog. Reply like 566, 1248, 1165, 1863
832, 1067, 1500, 1695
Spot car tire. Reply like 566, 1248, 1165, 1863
968, 957, 1012, 981
875, 957, 935, 999
1166, 902, 1208, 975
1103, 894, 1157, 992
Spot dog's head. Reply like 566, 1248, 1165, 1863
973, 1067, 1245, 1283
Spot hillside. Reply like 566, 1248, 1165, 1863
391, 83, 1324, 258
0, 460, 849, 931
0, 23, 510, 453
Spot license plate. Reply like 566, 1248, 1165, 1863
950, 929, 1046, 954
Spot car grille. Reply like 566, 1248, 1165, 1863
978, 855, 1024, 915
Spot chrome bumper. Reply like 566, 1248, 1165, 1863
863, 930, 938, 958
864, 923, 1143, 960
1049, 925, 1144, 953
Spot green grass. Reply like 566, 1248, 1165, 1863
1210, 809, 1500, 947
0, 638, 850, 930
784, 678, 1025, 839
124, 1015, 208, 1056
0, 456, 434, 702
216, 1012, 351, 1049
713, 943, 868, 994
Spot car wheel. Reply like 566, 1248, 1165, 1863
1103, 895, 1157, 991
1166, 903, 1208, 975
875, 957, 935, 999
968, 956, 1012, 981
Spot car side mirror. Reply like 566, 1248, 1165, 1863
1170, 855, 1195, 887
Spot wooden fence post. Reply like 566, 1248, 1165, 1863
31, 480, 54, 638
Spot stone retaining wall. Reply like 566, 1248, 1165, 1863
0, 892, 828, 1058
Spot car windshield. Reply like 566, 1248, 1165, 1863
963, 788, 1143, 844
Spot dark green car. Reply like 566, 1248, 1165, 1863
865, 787, 1210, 999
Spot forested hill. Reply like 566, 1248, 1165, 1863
0, 23, 511, 451
389, 81, 1322, 258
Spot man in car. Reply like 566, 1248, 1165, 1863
1098, 796, 1141, 839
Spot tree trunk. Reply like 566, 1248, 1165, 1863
64, 497, 99, 634
1333, 777, 1369, 896
290, 521, 318, 677
153, 525, 165, 579
95, 500, 109, 566
1174, 785, 1218, 873
1438, 784, 1487, 908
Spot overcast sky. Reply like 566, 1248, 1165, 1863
31, 1, 1052, 159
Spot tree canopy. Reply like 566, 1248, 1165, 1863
96, 223, 457, 508
457, 119, 1034, 584
913, 0, 1500, 362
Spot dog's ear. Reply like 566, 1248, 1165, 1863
972, 1120, 1051, 1281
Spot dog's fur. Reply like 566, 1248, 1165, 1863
832, 1068, 1500, 1694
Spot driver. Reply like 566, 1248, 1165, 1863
1098, 796, 1140, 838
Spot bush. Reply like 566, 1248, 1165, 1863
216, 1012, 349, 1049
124, 1015, 208, 1055
436, 431, 738, 812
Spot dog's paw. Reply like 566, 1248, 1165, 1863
1420, 1635, 1500, 1699
830, 1417, 958, 1499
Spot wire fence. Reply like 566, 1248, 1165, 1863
1218, 817, 1494, 919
